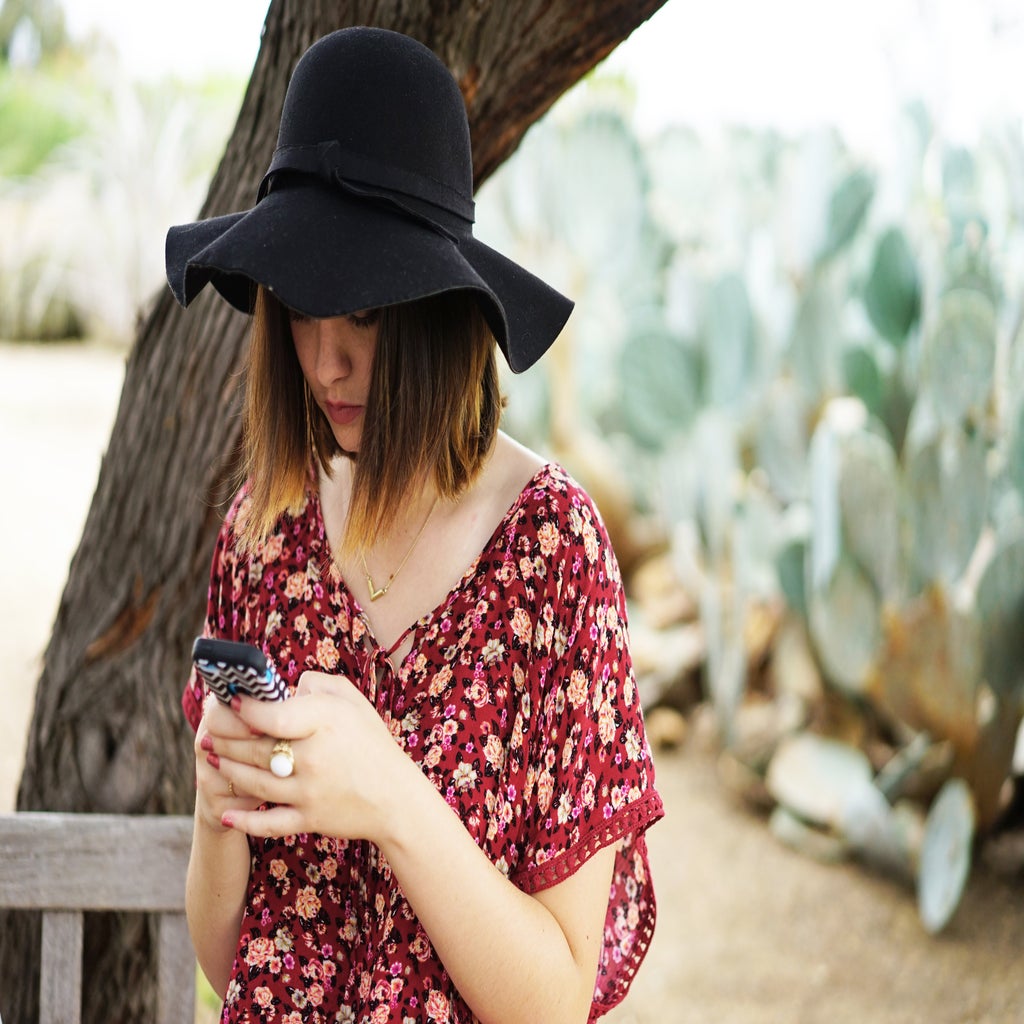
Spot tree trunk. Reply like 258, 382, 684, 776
0, 1, 668, 1020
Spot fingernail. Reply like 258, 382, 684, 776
221, 813, 234, 829
230, 695, 242, 712
206, 752, 220, 770
200, 735, 213, 752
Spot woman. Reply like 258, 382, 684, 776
166, 27, 662, 1024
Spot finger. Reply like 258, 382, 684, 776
221, 775, 262, 809
194, 753, 223, 793
194, 759, 248, 830
207, 732, 277, 771
225, 757, 297, 808
223, 804, 305, 839
232, 692, 325, 740
203, 695, 262, 740
202, 690, 218, 721
206, 770, 254, 806
296, 670, 352, 698
200, 750, 278, 807
194, 781, 224, 823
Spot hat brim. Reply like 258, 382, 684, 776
166, 183, 571, 373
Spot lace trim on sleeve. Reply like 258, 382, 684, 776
512, 788, 664, 895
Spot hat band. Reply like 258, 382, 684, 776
258, 140, 474, 241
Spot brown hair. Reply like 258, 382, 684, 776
238, 287, 502, 555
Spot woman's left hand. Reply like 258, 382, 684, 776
205, 670, 407, 841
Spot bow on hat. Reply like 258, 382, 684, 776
259, 140, 473, 243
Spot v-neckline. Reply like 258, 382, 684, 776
312, 463, 555, 661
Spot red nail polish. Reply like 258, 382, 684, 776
221, 813, 234, 829
200, 735, 213, 752
206, 752, 220, 770
230, 695, 242, 712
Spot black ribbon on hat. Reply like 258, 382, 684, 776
257, 140, 475, 243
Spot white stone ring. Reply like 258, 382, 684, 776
269, 739, 295, 778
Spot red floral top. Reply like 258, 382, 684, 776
184, 463, 663, 1023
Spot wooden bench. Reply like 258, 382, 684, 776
0, 812, 195, 1024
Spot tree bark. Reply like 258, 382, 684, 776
0, 1, 668, 1021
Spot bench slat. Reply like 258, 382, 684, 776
158, 912, 197, 1024
0, 813, 192, 911
41, 910, 83, 1024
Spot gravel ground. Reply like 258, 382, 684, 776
4, 340, 1022, 1024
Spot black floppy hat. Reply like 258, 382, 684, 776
165, 26, 573, 373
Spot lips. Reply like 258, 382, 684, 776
324, 401, 364, 426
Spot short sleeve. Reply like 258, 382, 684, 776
510, 480, 663, 1019
182, 487, 248, 732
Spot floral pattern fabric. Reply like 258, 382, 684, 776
184, 463, 663, 1023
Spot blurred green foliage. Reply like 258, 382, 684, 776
0, 21, 244, 342
0, 0, 84, 177
0, 0, 67, 63
0, 69, 82, 176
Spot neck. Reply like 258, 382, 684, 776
329, 456, 443, 551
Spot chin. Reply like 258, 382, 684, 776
329, 427, 362, 456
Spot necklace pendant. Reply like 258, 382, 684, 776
358, 495, 438, 603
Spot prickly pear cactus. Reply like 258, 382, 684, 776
731, 125, 1022, 928
473, 82, 1024, 932
919, 288, 998, 430
902, 425, 989, 589
976, 530, 1024, 702
805, 401, 892, 694
864, 226, 921, 347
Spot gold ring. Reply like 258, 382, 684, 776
227, 780, 236, 798
269, 739, 295, 778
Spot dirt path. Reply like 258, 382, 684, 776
0, 341, 125, 811
3, 342, 1022, 1023
607, 745, 1023, 1024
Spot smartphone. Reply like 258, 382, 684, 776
192, 637, 288, 704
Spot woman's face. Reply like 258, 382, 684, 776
289, 309, 380, 452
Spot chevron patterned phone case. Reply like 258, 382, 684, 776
192, 637, 288, 703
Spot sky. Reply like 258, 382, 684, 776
61, 0, 266, 79
58, 0, 1024, 153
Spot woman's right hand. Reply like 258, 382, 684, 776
194, 691, 264, 832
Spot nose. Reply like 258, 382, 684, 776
310, 317, 354, 385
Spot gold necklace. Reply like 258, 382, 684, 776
360, 495, 439, 601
